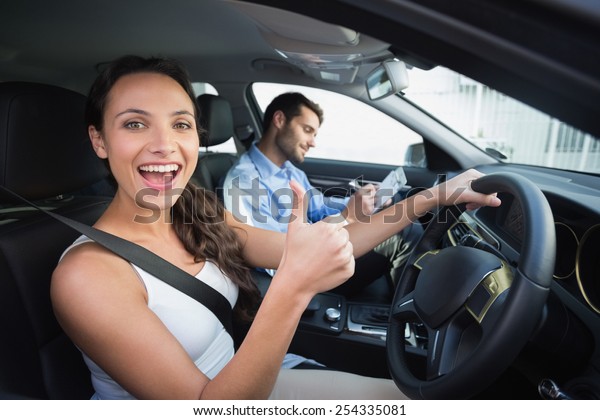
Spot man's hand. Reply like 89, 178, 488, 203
344, 184, 377, 224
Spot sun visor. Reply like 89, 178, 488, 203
225, 0, 360, 46
225, 0, 391, 84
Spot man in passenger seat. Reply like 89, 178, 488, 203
223, 92, 415, 298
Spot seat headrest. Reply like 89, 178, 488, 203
197, 93, 234, 147
0, 82, 108, 201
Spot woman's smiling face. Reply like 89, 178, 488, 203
90, 71, 200, 213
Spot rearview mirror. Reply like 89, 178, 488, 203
366, 60, 409, 100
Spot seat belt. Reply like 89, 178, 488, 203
0, 187, 234, 338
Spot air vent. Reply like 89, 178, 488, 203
448, 222, 471, 245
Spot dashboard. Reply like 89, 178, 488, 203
454, 165, 600, 318
447, 193, 600, 317
500, 197, 525, 242
441, 170, 600, 397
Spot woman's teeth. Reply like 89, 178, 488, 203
139, 164, 180, 173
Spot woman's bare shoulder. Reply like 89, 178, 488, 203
54, 240, 129, 279
51, 240, 146, 314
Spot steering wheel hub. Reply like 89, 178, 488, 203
413, 247, 503, 329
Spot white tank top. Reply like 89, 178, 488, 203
61, 235, 239, 399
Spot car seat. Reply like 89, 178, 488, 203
193, 93, 239, 196
0, 82, 111, 399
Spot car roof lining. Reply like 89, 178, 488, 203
1, 0, 599, 137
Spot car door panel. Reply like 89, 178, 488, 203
299, 158, 438, 198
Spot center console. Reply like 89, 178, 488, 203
298, 293, 390, 340
252, 270, 426, 376
297, 291, 428, 355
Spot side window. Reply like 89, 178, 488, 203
252, 83, 424, 166
192, 82, 237, 153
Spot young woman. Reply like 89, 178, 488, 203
51, 55, 501, 400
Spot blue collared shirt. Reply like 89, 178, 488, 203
222, 143, 348, 232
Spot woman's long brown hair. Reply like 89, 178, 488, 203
173, 182, 260, 321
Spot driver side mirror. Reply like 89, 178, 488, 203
366, 60, 409, 100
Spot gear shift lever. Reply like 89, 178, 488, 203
538, 378, 572, 400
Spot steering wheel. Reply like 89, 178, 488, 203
387, 172, 556, 399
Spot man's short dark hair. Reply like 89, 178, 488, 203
262, 92, 324, 132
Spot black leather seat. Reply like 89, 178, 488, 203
0, 82, 111, 399
193, 94, 239, 195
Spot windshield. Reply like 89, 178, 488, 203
403, 66, 600, 175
